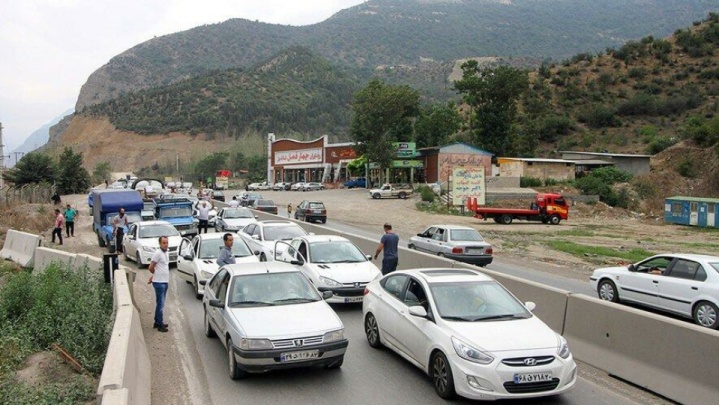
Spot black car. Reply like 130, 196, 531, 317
241, 192, 263, 207
294, 200, 327, 224
212, 191, 225, 202
251, 199, 278, 215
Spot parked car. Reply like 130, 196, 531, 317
212, 191, 226, 202
343, 177, 367, 189
277, 235, 381, 304
214, 207, 258, 232
408, 225, 493, 267
291, 182, 306, 191
272, 182, 288, 191
294, 200, 327, 224
202, 262, 348, 379
302, 182, 324, 191
250, 199, 279, 215
256, 182, 272, 191
363, 268, 577, 400
238, 220, 308, 261
240, 192, 263, 207
176, 233, 260, 299
590, 253, 719, 329
121, 220, 182, 267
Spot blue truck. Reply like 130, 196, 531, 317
153, 197, 198, 236
92, 189, 143, 252
343, 177, 367, 189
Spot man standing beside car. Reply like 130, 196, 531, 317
197, 200, 211, 234
216, 233, 236, 267
374, 223, 399, 275
149, 236, 170, 332
113, 207, 128, 253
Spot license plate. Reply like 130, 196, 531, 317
280, 350, 319, 362
344, 296, 363, 303
466, 248, 484, 254
514, 372, 553, 384
312, 210, 322, 213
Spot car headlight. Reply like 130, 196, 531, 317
319, 276, 343, 287
451, 336, 494, 365
557, 335, 571, 359
142, 246, 156, 253
200, 270, 214, 279
239, 338, 273, 350
323, 329, 345, 343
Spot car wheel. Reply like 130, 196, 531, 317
364, 313, 383, 349
550, 214, 561, 225
227, 338, 246, 379
321, 218, 326, 224
97, 232, 106, 247
194, 275, 202, 300
431, 351, 456, 399
136, 252, 146, 269
326, 356, 344, 369
204, 309, 217, 338
597, 279, 620, 303
500, 215, 513, 225
398, 192, 407, 199
372, 193, 381, 199
693, 301, 719, 329
408, 243, 415, 250
123, 248, 130, 261
260, 253, 267, 262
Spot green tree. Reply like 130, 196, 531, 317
349, 79, 420, 170
2, 152, 56, 186
56, 147, 92, 194
92, 162, 112, 185
414, 102, 462, 148
246, 155, 266, 181
229, 151, 247, 173
454, 62, 529, 156
193, 152, 228, 183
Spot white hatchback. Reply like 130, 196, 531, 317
362, 268, 577, 400
122, 220, 182, 267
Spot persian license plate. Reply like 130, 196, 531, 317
312, 210, 322, 213
514, 372, 553, 384
344, 296, 363, 303
466, 248, 482, 254
280, 350, 319, 362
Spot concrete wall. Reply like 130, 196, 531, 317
486, 176, 520, 189
0, 229, 42, 267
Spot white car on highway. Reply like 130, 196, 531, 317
214, 207, 257, 232
590, 253, 719, 329
238, 220, 308, 261
122, 220, 182, 267
176, 233, 260, 299
277, 236, 382, 304
363, 268, 577, 400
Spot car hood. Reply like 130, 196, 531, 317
139, 235, 182, 249
196, 254, 258, 274
445, 316, 558, 353
223, 218, 257, 227
309, 261, 381, 283
229, 300, 342, 339
591, 265, 628, 277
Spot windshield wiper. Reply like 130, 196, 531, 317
229, 301, 274, 307
273, 297, 318, 304
441, 316, 473, 322
473, 314, 525, 321
330, 260, 362, 263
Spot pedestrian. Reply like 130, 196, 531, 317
197, 200, 211, 233
228, 196, 240, 208
51, 191, 61, 205
216, 233, 236, 267
105, 179, 109, 188
52, 209, 64, 245
149, 235, 170, 332
64, 203, 78, 237
374, 223, 399, 275
287, 203, 293, 218
113, 207, 129, 253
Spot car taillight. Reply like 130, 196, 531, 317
486, 248, 493, 254
363, 288, 370, 295
452, 247, 463, 254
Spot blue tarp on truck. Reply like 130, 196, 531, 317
92, 189, 143, 251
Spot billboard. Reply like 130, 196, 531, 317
452, 167, 485, 206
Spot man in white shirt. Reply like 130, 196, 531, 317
149, 236, 170, 332
196, 200, 212, 234
228, 196, 240, 208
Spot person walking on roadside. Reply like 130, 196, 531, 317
52, 209, 64, 245
197, 200, 211, 234
64, 203, 78, 237
287, 203, 293, 218
374, 223, 399, 275
149, 236, 170, 332
216, 233, 236, 267
113, 207, 129, 253
51, 191, 61, 206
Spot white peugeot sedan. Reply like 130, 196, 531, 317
238, 221, 308, 261
590, 253, 719, 329
202, 262, 348, 379
214, 207, 257, 232
122, 220, 182, 267
277, 236, 382, 304
176, 233, 260, 299
363, 268, 577, 400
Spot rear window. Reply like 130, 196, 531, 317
308, 202, 325, 209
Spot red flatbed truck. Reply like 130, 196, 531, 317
468, 193, 570, 225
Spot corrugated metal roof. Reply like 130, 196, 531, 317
666, 196, 719, 204
499, 157, 574, 164
418, 142, 493, 155
560, 151, 651, 158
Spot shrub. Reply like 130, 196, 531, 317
416, 185, 435, 203
646, 136, 677, 154
589, 166, 633, 183
520, 177, 542, 187
632, 177, 658, 198
678, 159, 697, 178
578, 105, 621, 128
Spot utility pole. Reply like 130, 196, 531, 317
14, 152, 24, 165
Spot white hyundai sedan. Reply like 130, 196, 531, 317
122, 220, 182, 267
277, 236, 382, 304
362, 268, 577, 401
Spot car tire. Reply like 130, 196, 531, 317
408, 243, 415, 250
372, 193, 381, 199
431, 351, 456, 399
550, 214, 561, 225
204, 309, 216, 338
364, 313, 383, 349
693, 301, 719, 329
260, 253, 267, 262
326, 356, 344, 369
597, 279, 620, 303
227, 338, 246, 380
97, 232, 106, 247
194, 275, 202, 300
500, 215, 513, 225
321, 219, 326, 224
123, 248, 130, 261
398, 192, 407, 199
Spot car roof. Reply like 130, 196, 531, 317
223, 261, 302, 276
658, 253, 719, 262
257, 220, 298, 227
296, 235, 349, 243
135, 220, 173, 227
425, 224, 478, 231
395, 268, 494, 283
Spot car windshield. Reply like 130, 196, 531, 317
228, 272, 321, 306
308, 202, 325, 209
199, 238, 253, 259
256, 199, 275, 207
143, 202, 155, 210
429, 281, 531, 321
310, 241, 366, 263
139, 224, 180, 238
158, 206, 192, 218
105, 212, 142, 224
450, 229, 483, 242
263, 225, 307, 241
223, 208, 253, 219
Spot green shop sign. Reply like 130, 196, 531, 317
392, 160, 423, 168
394, 142, 416, 158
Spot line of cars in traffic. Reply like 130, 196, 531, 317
247, 181, 325, 192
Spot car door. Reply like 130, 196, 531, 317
658, 258, 706, 316
415, 227, 437, 253
393, 278, 434, 365
215, 209, 225, 230
428, 227, 448, 255
240, 224, 258, 251
374, 274, 410, 349
125, 223, 138, 258
620, 256, 673, 306
176, 237, 196, 283
207, 268, 230, 337
296, 201, 307, 220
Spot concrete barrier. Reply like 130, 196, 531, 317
0, 229, 42, 267
96, 269, 151, 405
563, 294, 719, 405
32, 247, 77, 274
101, 388, 129, 405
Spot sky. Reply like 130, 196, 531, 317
0, 0, 366, 153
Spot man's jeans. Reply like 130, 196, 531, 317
381, 257, 398, 275
153, 282, 169, 327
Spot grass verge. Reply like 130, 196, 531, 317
547, 240, 655, 263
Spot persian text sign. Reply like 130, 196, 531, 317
275, 148, 323, 165
452, 167, 485, 206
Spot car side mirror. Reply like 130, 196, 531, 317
251, 235, 260, 240
321, 290, 333, 300
628, 264, 636, 272
365, 254, 372, 261
417, 233, 424, 237
199, 280, 207, 285
408, 305, 428, 318
524, 301, 536, 312
254, 215, 258, 219
253, 250, 261, 256
182, 254, 193, 261
208, 299, 223, 308
291, 258, 305, 266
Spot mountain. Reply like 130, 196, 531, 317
75, 0, 717, 111
7, 109, 73, 167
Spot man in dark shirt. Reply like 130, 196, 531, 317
374, 223, 399, 275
